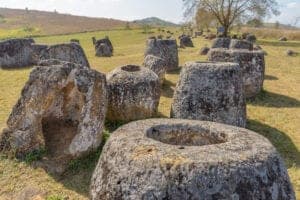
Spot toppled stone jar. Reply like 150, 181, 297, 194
208, 49, 265, 98
171, 61, 246, 127
0, 38, 35, 68
145, 38, 179, 72
90, 119, 295, 200
40, 43, 90, 68
0, 61, 107, 168
106, 65, 160, 122
143, 55, 167, 85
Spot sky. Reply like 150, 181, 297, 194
0, 0, 299, 26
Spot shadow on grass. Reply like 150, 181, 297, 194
247, 119, 300, 168
265, 75, 278, 81
161, 79, 176, 98
258, 40, 300, 47
166, 66, 182, 75
248, 90, 300, 108
0, 66, 33, 70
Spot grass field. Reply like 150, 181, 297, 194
0, 28, 299, 199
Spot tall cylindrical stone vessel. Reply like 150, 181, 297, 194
143, 55, 167, 85
145, 38, 179, 72
208, 48, 265, 98
90, 119, 295, 200
106, 65, 160, 122
171, 61, 246, 127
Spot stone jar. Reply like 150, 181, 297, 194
90, 119, 295, 200
106, 65, 160, 122
171, 61, 246, 127
143, 55, 167, 85
208, 48, 265, 98
145, 38, 179, 72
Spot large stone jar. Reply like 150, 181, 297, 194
208, 49, 265, 98
171, 61, 246, 127
106, 65, 160, 122
90, 119, 295, 200
145, 38, 179, 72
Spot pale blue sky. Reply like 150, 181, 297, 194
0, 0, 299, 25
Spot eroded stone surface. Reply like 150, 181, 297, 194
107, 65, 160, 122
0, 38, 35, 68
171, 62, 246, 127
211, 37, 231, 48
96, 43, 112, 57
31, 44, 49, 65
0, 62, 107, 164
208, 48, 265, 98
199, 47, 210, 55
40, 43, 90, 68
143, 55, 167, 85
90, 119, 295, 200
145, 38, 179, 72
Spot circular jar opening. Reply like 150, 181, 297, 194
146, 124, 228, 146
121, 65, 141, 72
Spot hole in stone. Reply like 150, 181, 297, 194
121, 65, 141, 72
40, 82, 83, 159
146, 124, 228, 146
42, 118, 78, 157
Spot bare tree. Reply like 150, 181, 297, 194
183, 0, 280, 36
195, 7, 217, 31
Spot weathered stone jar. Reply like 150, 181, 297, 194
90, 119, 295, 200
211, 37, 231, 49
95, 37, 113, 57
208, 49, 265, 98
40, 43, 90, 67
106, 65, 160, 122
0, 38, 35, 68
145, 38, 179, 72
0, 61, 107, 167
143, 55, 167, 85
229, 39, 253, 50
171, 61, 246, 127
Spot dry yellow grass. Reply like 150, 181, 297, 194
0, 28, 299, 199
241, 27, 300, 40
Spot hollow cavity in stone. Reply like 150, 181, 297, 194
146, 124, 228, 146
121, 65, 141, 72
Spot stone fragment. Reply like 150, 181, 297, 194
199, 47, 210, 55
145, 38, 179, 72
208, 48, 265, 98
286, 49, 298, 56
40, 43, 90, 68
107, 65, 160, 122
0, 62, 107, 168
279, 37, 287, 41
91, 119, 295, 200
143, 55, 167, 85
171, 61, 246, 127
